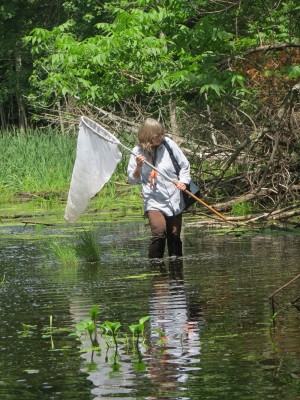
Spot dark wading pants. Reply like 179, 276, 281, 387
147, 210, 183, 258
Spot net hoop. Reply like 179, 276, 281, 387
81, 116, 120, 145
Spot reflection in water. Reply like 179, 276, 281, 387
73, 258, 204, 399
146, 259, 203, 399
1, 223, 299, 400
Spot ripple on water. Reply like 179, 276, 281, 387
0, 223, 299, 400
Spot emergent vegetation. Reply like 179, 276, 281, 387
1, 0, 300, 222
21, 305, 153, 361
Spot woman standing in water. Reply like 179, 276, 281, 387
127, 118, 191, 259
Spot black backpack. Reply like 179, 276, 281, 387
163, 140, 201, 210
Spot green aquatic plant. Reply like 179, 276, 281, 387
152, 328, 168, 346
46, 228, 101, 265
75, 318, 99, 347
20, 323, 37, 337
70, 307, 122, 351
89, 305, 99, 324
101, 321, 122, 349
111, 246, 142, 258
124, 272, 159, 280
70, 305, 101, 349
41, 315, 74, 350
21, 306, 157, 360
49, 240, 78, 266
42, 315, 55, 349
129, 316, 151, 347
75, 228, 101, 262
111, 246, 127, 256
1, 273, 6, 287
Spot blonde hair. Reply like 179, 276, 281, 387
138, 118, 165, 151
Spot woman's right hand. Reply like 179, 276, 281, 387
136, 154, 146, 167
133, 154, 146, 179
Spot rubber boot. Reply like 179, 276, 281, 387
169, 258, 183, 280
167, 234, 183, 257
148, 237, 166, 259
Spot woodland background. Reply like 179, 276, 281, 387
1, 0, 300, 222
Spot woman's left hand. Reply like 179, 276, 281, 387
176, 181, 187, 191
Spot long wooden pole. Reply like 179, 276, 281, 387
183, 188, 230, 223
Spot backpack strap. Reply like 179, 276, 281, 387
163, 139, 180, 177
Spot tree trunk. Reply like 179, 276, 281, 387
15, 51, 28, 131
0, 105, 6, 129
169, 99, 182, 144
205, 93, 217, 145
56, 93, 65, 134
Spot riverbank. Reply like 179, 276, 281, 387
1, 129, 299, 231
2, 193, 300, 241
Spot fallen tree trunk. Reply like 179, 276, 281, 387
245, 204, 300, 223
21, 220, 54, 226
212, 189, 273, 211
271, 208, 300, 221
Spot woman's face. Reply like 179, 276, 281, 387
152, 132, 164, 147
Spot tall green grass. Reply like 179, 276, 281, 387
48, 240, 78, 266
0, 128, 140, 212
0, 129, 77, 192
75, 227, 101, 262
0, 128, 132, 193
0, 128, 76, 193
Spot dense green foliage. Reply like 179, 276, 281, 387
24, 0, 300, 111
1, 0, 299, 127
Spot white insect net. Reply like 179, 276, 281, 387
64, 117, 122, 223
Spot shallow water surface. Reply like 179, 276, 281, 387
0, 221, 299, 399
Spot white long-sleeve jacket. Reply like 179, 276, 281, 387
127, 137, 191, 216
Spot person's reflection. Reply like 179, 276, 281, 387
147, 258, 204, 398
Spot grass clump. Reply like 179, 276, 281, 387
49, 241, 78, 266
75, 228, 101, 262
47, 227, 101, 265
